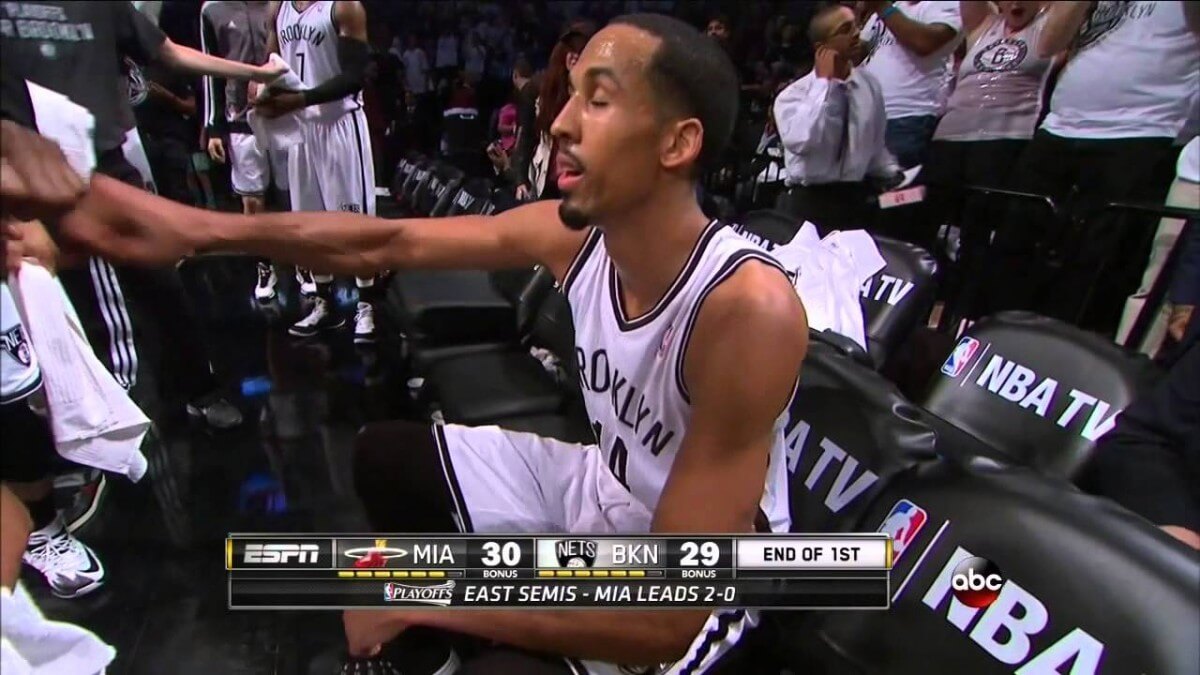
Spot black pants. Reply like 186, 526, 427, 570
352, 421, 771, 675
775, 182, 876, 235
57, 149, 217, 405
0, 399, 58, 483
988, 130, 1176, 331
142, 134, 195, 206
921, 138, 1029, 320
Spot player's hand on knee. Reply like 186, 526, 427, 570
207, 138, 226, 164
343, 610, 407, 658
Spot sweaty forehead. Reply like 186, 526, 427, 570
576, 24, 662, 84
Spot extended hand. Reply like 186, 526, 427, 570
252, 59, 289, 83
254, 90, 306, 119
0, 120, 87, 222
344, 610, 408, 658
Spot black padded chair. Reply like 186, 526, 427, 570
427, 287, 578, 425
426, 162, 467, 218
784, 340, 941, 534
390, 151, 424, 209
736, 209, 802, 247
920, 311, 1159, 481
774, 460, 1199, 675
860, 236, 938, 369
444, 178, 494, 217
400, 161, 436, 212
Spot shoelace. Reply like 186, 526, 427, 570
355, 305, 371, 323
27, 531, 81, 570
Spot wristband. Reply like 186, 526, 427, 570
880, 4, 899, 20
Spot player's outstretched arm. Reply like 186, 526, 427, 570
57, 174, 584, 277
346, 262, 810, 663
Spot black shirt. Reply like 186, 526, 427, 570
0, 1, 166, 153
133, 60, 194, 145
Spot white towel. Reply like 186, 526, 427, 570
738, 223, 886, 350
247, 54, 307, 151
0, 584, 115, 675
10, 263, 149, 482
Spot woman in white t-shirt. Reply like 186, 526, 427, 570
921, 1, 1059, 322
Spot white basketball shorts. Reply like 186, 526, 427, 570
288, 107, 375, 215
436, 424, 760, 675
230, 132, 289, 195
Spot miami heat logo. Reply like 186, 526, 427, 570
1, 324, 33, 367
343, 539, 408, 568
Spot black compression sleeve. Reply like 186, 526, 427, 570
301, 36, 369, 106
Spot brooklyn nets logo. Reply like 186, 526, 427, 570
1075, 0, 1134, 52
125, 57, 148, 107
973, 37, 1028, 72
1, 324, 33, 367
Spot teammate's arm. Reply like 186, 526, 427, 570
347, 263, 810, 663
1036, 1, 1093, 57
266, 1, 282, 56
56, 173, 585, 278
256, 1, 370, 118
864, 1, 959, 56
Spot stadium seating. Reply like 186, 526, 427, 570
860, 237, 938, 369
736, 209, 802, 245
921, 312, 1159, 480
390, 151, 424, 209
775, 459, 1199, 674
443, 178, 496, 217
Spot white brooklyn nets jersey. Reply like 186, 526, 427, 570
1, 283, 41, 404
562, 222, 793, 533
276, 0, 361, 120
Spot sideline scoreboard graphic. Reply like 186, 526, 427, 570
227, 534, 893, 609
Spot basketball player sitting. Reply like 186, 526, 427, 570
54, 15, 809, 674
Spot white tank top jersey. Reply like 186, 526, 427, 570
563, 222, 794, 533
0, 282, 42, 405
275, 0, 361, 121
935, 12, 1053, 142
1042, 0, 1199, 139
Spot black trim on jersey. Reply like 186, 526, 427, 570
673, 250, 789, 404
607, 220, 720, 332
432, 424, 475, 533
560, 228, 601, 296
678, 610, 747, 675
0, 372, 42, 406
350, 109, 369, 212
290, 0, 320, 16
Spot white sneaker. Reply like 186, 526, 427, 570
23, 517, 105, 598
354, 302, 378, 344
254, 263, 278, 302
296, 269, 317, 298
289, 296, 345, 337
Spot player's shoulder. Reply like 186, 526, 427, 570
697, 255, 807, 343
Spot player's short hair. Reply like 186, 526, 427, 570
610, 13, 739, 172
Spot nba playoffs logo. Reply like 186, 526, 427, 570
878, 499, 928, 561
950, 556, 1006, 608
941, 337, 981, 378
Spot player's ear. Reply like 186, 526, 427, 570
660, 118, 703, 173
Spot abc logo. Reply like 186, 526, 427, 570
950, 556, 1005, 608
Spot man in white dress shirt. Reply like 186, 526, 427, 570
773, 4, 900, 232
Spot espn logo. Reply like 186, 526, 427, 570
941, 337, 982, 378
237, 540, 328, 568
